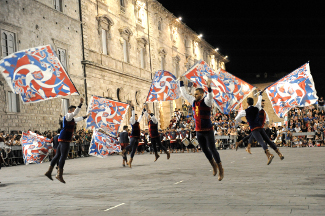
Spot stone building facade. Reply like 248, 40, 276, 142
80, 0, 229, 129
0, 0, 229, 133
0, 0, 84, 133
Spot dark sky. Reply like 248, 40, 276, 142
159, 1, 325, 95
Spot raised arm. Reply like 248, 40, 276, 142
147, 110, 158, 124
130, 107, 136, 125
66, 98, 84, 121
180, 80, 195, 105
255, 91, 263, 111
204, 78, 213, 107
137, 108, 146, 123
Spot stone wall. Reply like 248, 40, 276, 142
81, 0, 229, 130
0, 0, 84, 133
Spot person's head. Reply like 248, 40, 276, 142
261, 99, 265, 108
68, 105, 77, 113
135, 113, 138, 121
247, 97, 254, 106
123, 125, 128, 131
194, 88, 205, 101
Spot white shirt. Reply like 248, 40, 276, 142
130, 109, 143, 125
65, 106, 84, 123
235, 95, 263, 124
144, 111, 158, 124
180, 84, 214, 107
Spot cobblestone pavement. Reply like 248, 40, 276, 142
0, 147, 324, 215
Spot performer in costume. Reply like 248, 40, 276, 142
235, 92, 284, 165
52, 130, 60, 169
236, 99, 269, 154
119, 125, 129, 167
45, 98, 89, 183
180, 77, 223, 180
159, 129, 165, 154
144, 109, 170, 161
122, 105, 145, 168
169, 128, 178, 153
180, 128, 187, 153
165, 129, 171, 152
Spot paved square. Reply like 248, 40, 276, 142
1, 147, 325, 215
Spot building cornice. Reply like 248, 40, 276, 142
81, 60, 152, 83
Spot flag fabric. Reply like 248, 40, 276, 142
146, 70, 180, 102
183, 60, 255, 114
265, 62, 318, 118
237, 103, 243, 113
21, 131, 52, 164
0, 45, 79, 103
86, 96, 129, 137
89, 130, 121, 158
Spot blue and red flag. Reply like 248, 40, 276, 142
265, 62, 318, 118
86, 96, 129, 137
0, 45, 79, 103
89, 130, 121, 158
21, 131, 52, 164
146, 70, 180, 102
183, 60, 255, 114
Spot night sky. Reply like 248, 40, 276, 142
159, 1, 325, 95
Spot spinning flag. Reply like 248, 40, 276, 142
0, 45, 79, 103
86, 96, 129, 137
89, 130, 121, 158
146, 70, 180, 102
265, 62, 318, 118
21, 131, 53, 164
183, 60, 255, 114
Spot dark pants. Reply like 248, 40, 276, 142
151, 137, 167, 154
124, 137, 139, 159
242, 133, 255, 144
196, 130, 221, 163
251, 129, 277, 151
50, 142, 70, 169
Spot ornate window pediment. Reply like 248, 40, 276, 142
96, 15, 114, 32
119, 26, 133, 40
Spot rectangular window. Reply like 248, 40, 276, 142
174, 63, 179, 78
161, 56, 165, 70
62, 98, 69, 116
54, 0, 62, 12
123, 39, 129, 63
7, 91, 20, 113
120, 0, 125, 7
1, 30, 15, 57
57, 48, 67, 69
102, 29, 108, 55
140, 48, 145, 68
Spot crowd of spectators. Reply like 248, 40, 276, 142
0, 129, 93, 167
2, 97, 325, 168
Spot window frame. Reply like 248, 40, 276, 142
54, 0, 63, 12
7, 91, 20, 113
1, 29, 16, 58
57, 47, 67, 70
